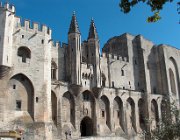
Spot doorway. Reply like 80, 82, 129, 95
80, 116, 93, 137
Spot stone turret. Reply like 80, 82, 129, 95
67, 12, 81, 85
0, 2, 15, 67
88, 18, 98, 40
68, 12, 80, 34
87, 19, 101, 87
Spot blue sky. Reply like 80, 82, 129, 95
3, 0, 180, 50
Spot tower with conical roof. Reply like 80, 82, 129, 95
67, 12, 81, 85
87, 19, 101, 87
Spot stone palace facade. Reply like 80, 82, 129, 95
0, 2, 180, 140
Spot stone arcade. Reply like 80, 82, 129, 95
0, 2, 180, 140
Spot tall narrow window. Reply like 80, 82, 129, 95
121, 70, 124, 76
112, 81, 114, 88
51, 61, 57, 80
102, 110, 105, 117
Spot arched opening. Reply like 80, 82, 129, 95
8, 73, 34, 120
138, 98, 146, 130
151, 99, 159, 129
51, 61, 57, 80
62, 92, 75, 127
100, 95, 110, 129
80, 116, 93, 137
51, 91, 57, 125
81, 90, 95, 118
169, 57, 180, 103
113, 96, 124, 131
126, 97, 136, 132
17, 47, 31, 63
169, 68, 176, 95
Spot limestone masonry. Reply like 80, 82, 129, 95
0, 2, 180, 140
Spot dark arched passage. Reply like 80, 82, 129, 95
80, 116, 93, 137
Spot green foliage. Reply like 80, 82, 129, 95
147, 11, 161, 22
150, 98, 180, 140
119, 0, 177, 22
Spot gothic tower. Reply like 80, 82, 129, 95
87, 19, 101, 87
67, 13, 81, 85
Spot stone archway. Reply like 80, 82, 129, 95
80, 116, 93, 137
8, 73, 34, 120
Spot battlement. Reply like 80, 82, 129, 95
52, 41, 60, 48
0, 2, 15, 13
101, 52, 128, 62
14, 17, 52, 36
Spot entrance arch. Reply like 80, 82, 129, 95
80, 116, 93, 137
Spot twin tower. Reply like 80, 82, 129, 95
67, 13, 101, 87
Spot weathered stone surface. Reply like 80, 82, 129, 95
0, 2, 179, 140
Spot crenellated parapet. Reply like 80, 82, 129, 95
0, 2, 15, 13
14, 17, 52, 36
101, 52, 128, 62
52, 41, 60, 48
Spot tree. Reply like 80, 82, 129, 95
146, 97, 180, 140
119, 0, 180, 22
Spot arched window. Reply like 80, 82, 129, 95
169, 68, 176, 94
51, 61, 57, 80
17, 47, 31, 63
51, 91, 57, 125
151, 99, 159, 129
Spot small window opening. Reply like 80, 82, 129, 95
16, 100, 21, 111
22, 35, 24, 38
121, 70, 124, 76
13, 85, 16, 89
41, 39, 44, 44
129, 81, 131, 85
102, 110, 105, 117
92, 53, 93, 56
72, 49, 73, 52
36, 97, 39, 103
123, 87, 125, 90
85, 81, 86, 86
112, 81, 114, 88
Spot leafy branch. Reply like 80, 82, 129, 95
119, 0, 179, 22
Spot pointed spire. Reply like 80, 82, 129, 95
88, 18, 98, 39
68, 12, 80, 34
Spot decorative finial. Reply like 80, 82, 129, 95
73, 11, 76, 16
91, 17, 94, 21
